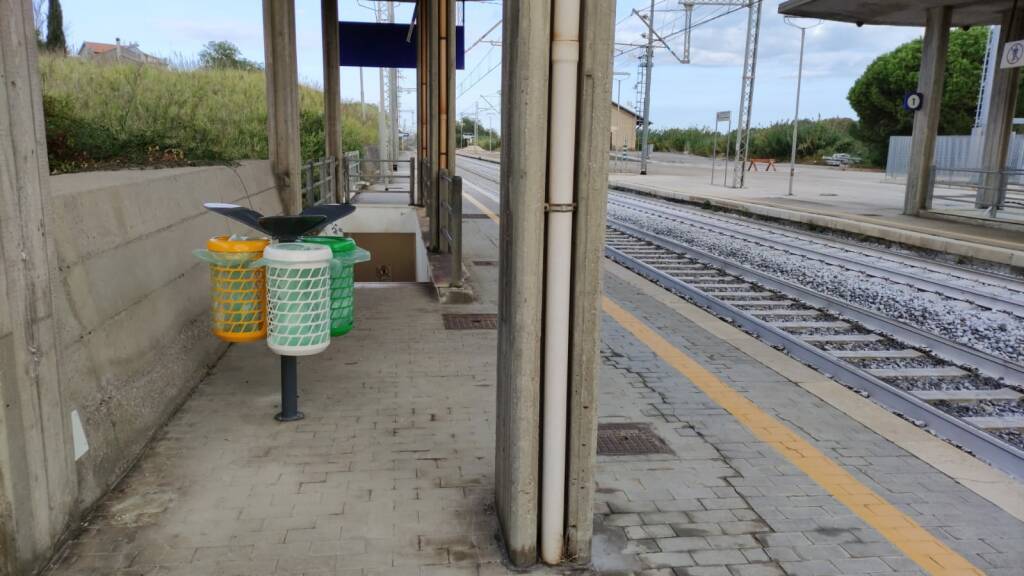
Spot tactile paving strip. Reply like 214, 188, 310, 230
442, 313, 498, 330
597, 423, 673, 456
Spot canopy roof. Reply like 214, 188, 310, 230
779, 0, 1013, 27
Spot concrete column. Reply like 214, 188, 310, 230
0, 0, 77, 573
495, 0, 615, 566
442, 0, 456, 175
565, 2, 616, 562
427, 0, 441, 249
979, 11, 1024, 208
904, 6, 951, 216
496, 0, 551, 566
321, 0, 342, 203
263, 0, 303, 215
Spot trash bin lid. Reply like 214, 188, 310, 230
207, 236, 269, 253
263, 242, 332, 264
300, 236, 356, 255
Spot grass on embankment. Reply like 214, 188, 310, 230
39, 54, 378, 173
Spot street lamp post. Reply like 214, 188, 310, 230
784, 17, 821, 197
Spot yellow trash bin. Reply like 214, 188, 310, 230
198, 236, 270, 343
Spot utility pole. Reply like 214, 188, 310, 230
388, 1, 400, 157
785, 17, 820, 196
475, 100, 480, 144
639, 0, 655, 175
360, 67, 366, 121
732, 0, 763, 188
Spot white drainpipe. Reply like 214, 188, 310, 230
540, 0, 581, 565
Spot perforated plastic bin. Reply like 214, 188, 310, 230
300, 236, 371, 336
262, 243, 333, 356
194, 236, 270, 343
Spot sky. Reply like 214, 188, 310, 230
59, 0, 929, 133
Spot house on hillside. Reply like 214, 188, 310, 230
610, 100, 639, 151
77, 39, 167, 66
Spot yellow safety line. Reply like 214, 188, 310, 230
462, 189, 500, 224
601, 296, 984, 576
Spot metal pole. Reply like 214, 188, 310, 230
785, 18, 819, 197
725, 116, 731, 188
360, 67, 366, 120
475, 100, 480, 145
711, 118, 717, 185
639, 0, 655, 175
276, 356, 303, 421
788, 28, 805, 197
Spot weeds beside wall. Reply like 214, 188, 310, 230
39, 55, 379, 173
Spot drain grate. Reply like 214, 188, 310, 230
443, 313, 498, 330
597, 423, 673, 456
473, 260, 497, 266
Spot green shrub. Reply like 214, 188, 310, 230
648, 117, 872, 166
39, 54, 379, 173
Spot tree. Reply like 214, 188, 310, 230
45, 0, 67, 54
199, 41, 262, 71
848, 27, 1024, 166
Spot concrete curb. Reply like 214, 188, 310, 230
609, 182, 1024, 268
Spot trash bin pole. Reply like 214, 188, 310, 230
277, 356, 302, 422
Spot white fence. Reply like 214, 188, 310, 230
886, 133, 1024, 179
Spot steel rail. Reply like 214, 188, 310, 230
608, 218, 1024, 387
609, 194, 1024, 317
605, 225, 1024, 478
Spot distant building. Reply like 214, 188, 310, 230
610, 100, 640, 151
77, 40, 167, 66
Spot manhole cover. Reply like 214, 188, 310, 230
463, 213, 492, 219
443, 313, 498, 330
597, 423, 673, 456
473, 260, 497, 266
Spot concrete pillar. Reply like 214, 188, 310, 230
904, 6, 951, 216
426, 0, 440, 249
263, 0, 303, 215
979, 11, 1024, 208
565, 2, 615, 561
495, 0, 615, 566
442, 0, 456, 175
321, 0, 342, 203
0, 0, 77, 573
496, 0, 550, 565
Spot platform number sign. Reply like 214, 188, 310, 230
1002, 39, 1024, 69
903, 92, 924, 112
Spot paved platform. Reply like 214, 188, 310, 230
44, 164, 1024, 576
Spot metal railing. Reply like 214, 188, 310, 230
343, 155, 415, 205
930, 165, 1024, 220
438, 167, 463, 287
342, 151, 360, 203
301, 156, 337, 207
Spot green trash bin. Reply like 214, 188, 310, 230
300, 236, 371, 336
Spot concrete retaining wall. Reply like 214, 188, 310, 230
48, 161, 281, 509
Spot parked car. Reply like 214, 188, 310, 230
823, 153, 861, 167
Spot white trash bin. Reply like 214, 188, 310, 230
262, 243, 333, 356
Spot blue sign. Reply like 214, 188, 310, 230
339, 22, 465, 70
903, 92, 923, 111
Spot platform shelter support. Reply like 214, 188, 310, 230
0, 0, 77, 573
263, 0, 302, 215
322, 0, 342, 203
420, 0, 456, 251
904, 6, 950, 216
495, 0, 615, 567
979, 9, 1024, 209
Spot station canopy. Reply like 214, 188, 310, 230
779, 0, 1015, 27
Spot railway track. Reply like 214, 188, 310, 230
606, 220, 1024, 477
458, 155, 1024, 475
609, 192, 1024, 317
